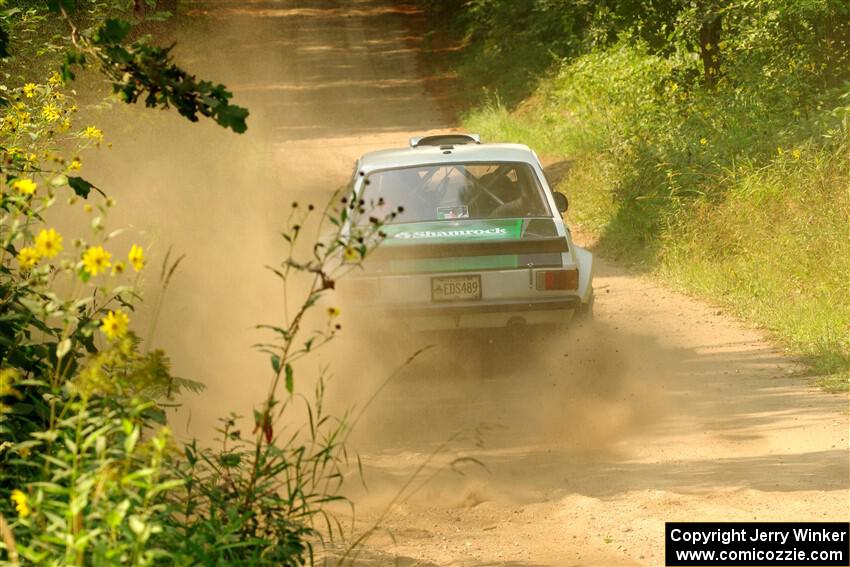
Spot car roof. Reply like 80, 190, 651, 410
357, 143, 538, 174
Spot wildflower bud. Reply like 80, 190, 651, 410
369, 216, 378, 224
378, 231, 386, 238
358, 207, 365, 214
364, 179, 370, 185
335, 324, 341, 330
292, 201, 298, 208
377, 197, 385, 206
397, 206, 405, 213
308, 203, 315, 211
357, 237, 364, 244
341, 197, 348, 204
292, 224, 301, 231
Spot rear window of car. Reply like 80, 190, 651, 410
360, 162, 550, 223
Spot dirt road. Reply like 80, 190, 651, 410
88, 1, 848, 565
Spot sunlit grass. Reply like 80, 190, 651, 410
462, 45, 850, 391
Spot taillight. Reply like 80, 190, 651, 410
536, 269, 578, 290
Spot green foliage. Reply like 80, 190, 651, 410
83, 18, 249, 133
0, 74, 393, 562
0, 4, 389, 564
446, 0, 850, 386
9, 389, 178, 565
165, 397, 340, 565
0, 1, 249, 132
150, 193, 396, 565
425, 0, 850, 105
0, 75, 194, 564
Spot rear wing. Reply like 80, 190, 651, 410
409, 133, 481, 148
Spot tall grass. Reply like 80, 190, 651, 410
463, 40, 850, 390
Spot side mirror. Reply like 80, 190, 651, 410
552, 191, 569, 213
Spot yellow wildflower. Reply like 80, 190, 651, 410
792, 149, 802, 160
0, 368, 20, 397
10, 490, 29, 518
82, 125, 103, 141
128, 244, 145, 272
68, 159, 82, 171
12, 178, 37, 195
82, 246, 111, 276
100, 310, 129, 340
327, 307, 341, 318
41, 103, 60, 122
343, 246, 359, 262
48, 72, 63, 86
699, 138, 708, 146
112, 261, 126, 275
17, 247, 40, 269
1, 116, 16, 131
22, 83, 37, 98
35, 228, 63, 258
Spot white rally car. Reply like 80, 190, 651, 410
341, 133, 593, 333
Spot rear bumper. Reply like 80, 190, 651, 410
387, 296, 580, 317
353, 296, 581, 332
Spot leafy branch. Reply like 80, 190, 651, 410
0, 2, 249, 133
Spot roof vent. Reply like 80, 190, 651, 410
409, 133, 481, 148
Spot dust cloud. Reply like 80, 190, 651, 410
70, 0, 669, 511
34, 2, 850, 565
58, 0, 669, 480
331, 316, 674, 511
70, 2, 447, 437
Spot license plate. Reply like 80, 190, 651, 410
431, 275, 482, 302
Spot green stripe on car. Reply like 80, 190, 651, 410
382, 219, 523, 244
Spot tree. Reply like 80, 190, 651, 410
696, 2, 723, 87
0, 1, 248, 133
